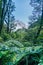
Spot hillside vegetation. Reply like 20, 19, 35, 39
0, 21, 43, 65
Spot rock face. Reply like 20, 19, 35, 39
12, 20, 28, 32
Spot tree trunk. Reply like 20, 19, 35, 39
0, 0, 6, 34
7, 11, 10, 33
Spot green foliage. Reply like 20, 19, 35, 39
10, 27, 43, 46
0, 37, 3, 42
38, 30, 43, 43
14, 29, 27, 42
4, 40, 24, 48
23, 42, 32, 46
0, 40, 43, 65
1, 33, 12, 41
0, 0, 43, 65
11, 32, 17, 39
38, 56, 43, 65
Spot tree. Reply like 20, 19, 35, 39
0, 0, 15, 34
30, 0, 43, 44
5, 0, 15, 33
0, 0, 7, 34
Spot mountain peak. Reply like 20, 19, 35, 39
12, 20, 28, 32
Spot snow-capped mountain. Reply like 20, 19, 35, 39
12, 20, 28, 32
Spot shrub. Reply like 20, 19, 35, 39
11, 32, 16, 39
1, 33, 12, 41
0, 37, 3, 42
0, 40, 43, 65
23, 42, 32, 46
4, 40, 24, 48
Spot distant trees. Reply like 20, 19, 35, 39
0, 0, 15, 34
30, 0, 43, 44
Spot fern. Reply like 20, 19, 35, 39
0, 40, 43, 65
4, 40, 24, 48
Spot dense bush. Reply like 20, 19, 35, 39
0, 37, 3, 42
1, 33, 12, 41
11, 32, 17, 39
23, 42, 32, 46
38, 30, 43, 44
0, 40, 43, 65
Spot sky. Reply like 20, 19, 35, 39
13, 0, 33, 23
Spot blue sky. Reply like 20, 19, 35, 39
13, 0, 33, 23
